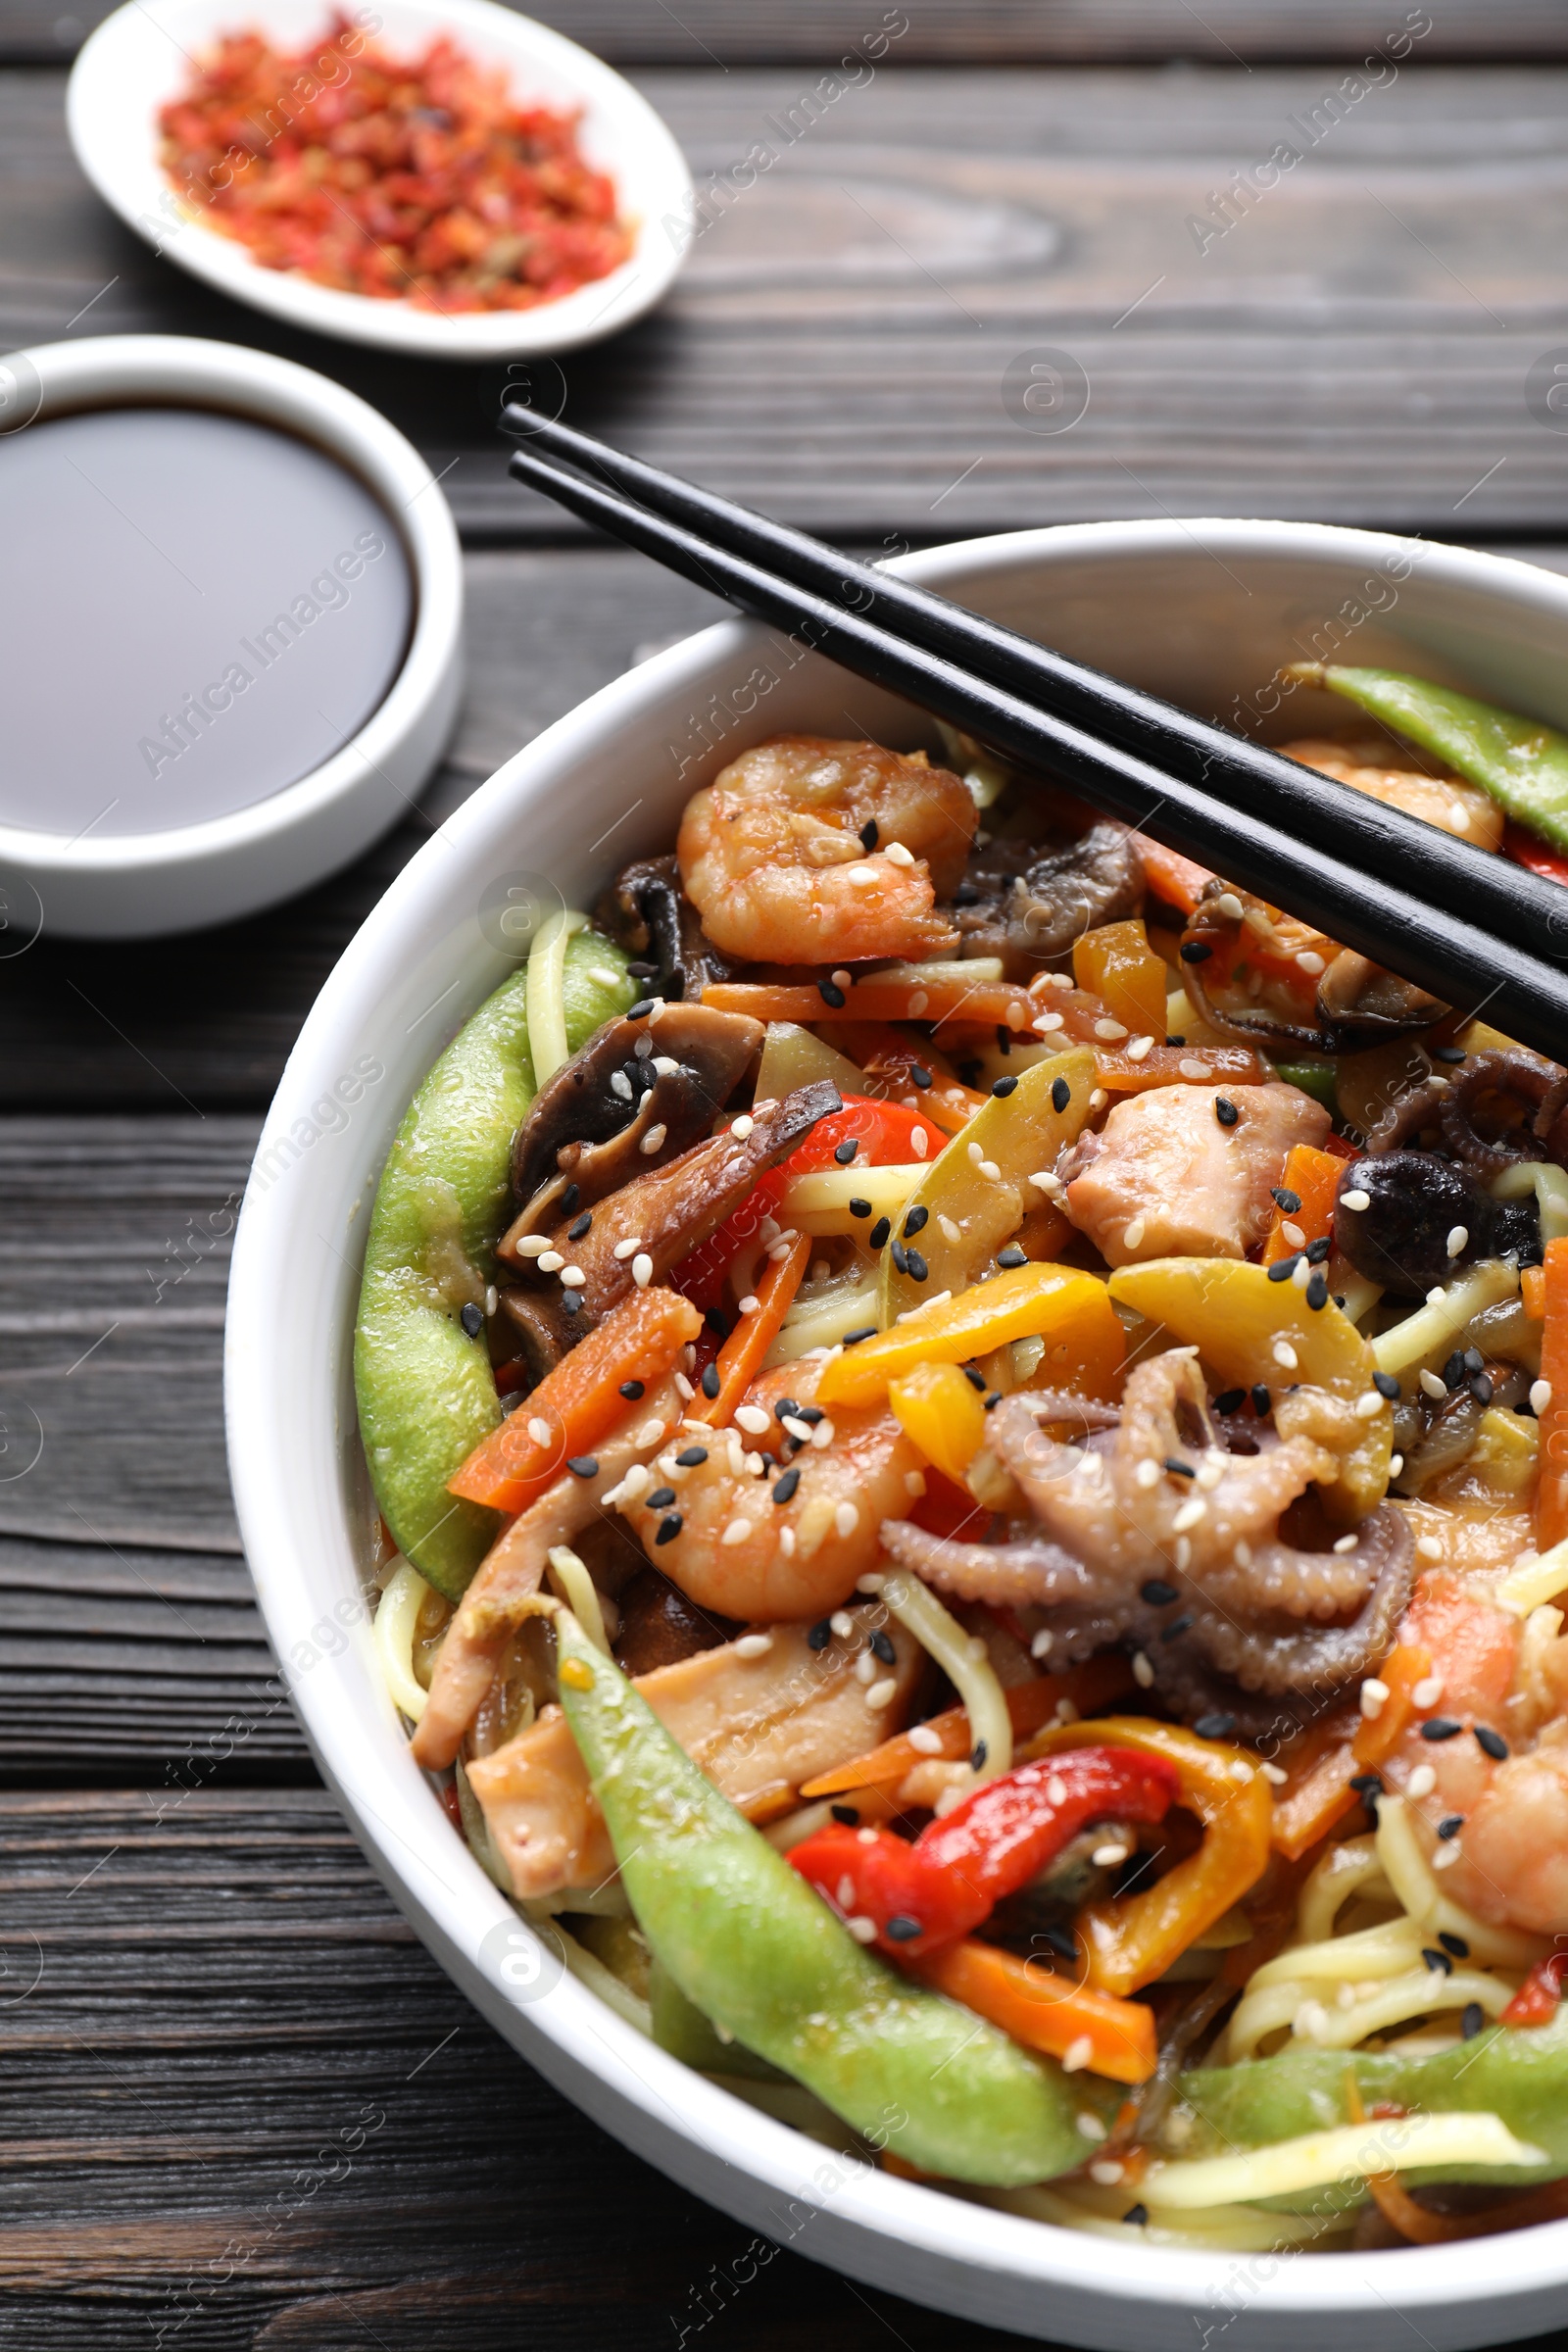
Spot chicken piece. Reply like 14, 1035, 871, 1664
466, 1617, 921, 1897
1062, 1081, 1331, 1265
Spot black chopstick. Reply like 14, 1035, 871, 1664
502, 426, 1568, 1062
502, 405, 1568, 975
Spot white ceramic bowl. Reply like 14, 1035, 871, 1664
0, 333, 462, 940
67, 0, 692, 361
226, 520, 1568, 2350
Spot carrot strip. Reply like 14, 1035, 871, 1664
913, 1938, 1156, 2084
1262, 1143, 1347, 1267
1538, 1237, 1568, 1546
703, 977, 1035, 1033
1095, 1043, 1265, 1095
1272, 1645, 1434, 1856
691, 1233, 810, 1427
1523, 1264, 1545, 1321
1129, 831, 1213, 915
447, 1287, 701, 1515
1352, 1643, 1433, 1769
1269, 1732, 1359, 1861
799, 1656, 1136, 1798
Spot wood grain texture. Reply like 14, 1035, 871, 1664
9, 67, 1568, 535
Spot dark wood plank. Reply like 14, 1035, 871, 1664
9, 68, 1568, 536
9, 2, 1568, 68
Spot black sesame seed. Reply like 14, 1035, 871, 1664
656, 1513, 683, 1544
675, 1446, 709, 1468
647, 1488, 677, 1510
627, 997, 657, 1020
1422, 1946, 1454, 1976
768, 1403, 797, 1430
624, 960, 658, 979
1051, 1076, 1071, 1113
906, 1250, 929, 1282
1305, 1271, 1329, 1311
904, 1204, 930, 1238
562, 1291, 582, 1315
954, 882, 981, 907
961, 1365, 986, 1391
1123, 2204, 1151, 2229
567, 1454, 599, 1479
835, 1137, 859, 1165
842, 1326, 878, 1345
831, 1803, 860, 1826
1439, 1932, 1469, 1958
561, 1182, 580, 1213
971, 1740, 988, 1770
1422, 1719, 1462, 1742
1041, 1923, 1078, 1961
1267, 1254, 1300, 1284
1460, 2001, 1484, 2040
983, 1391, 1003, 1410
849, 1197, 872, 1218
1166, 1035, 1186, 1049
996, 1024, 1012, 1054
910, 1064, 933, 1088
1180, 941, 1213, 963
1349, 1772, 1385, 1798
998, 1246, 1029, 1269
807, 1618, 832, 1651
1271, 1188, 1302, 1213
1437, 1813, 1465, 1838
1373, 1371, 1401, 1400
1212, 1389, 1245, 1415
1193, 1711, 1237, 1741
818, 978, 847, 1008
1142, 1579, 1179, 1606
772, 1466, 801, 1505
891, 1240, 909, 1275
701, 1363, 721, 1399
1470, 1374, 1494, 1406
1305, 1236, 1332, 1264
870, 1629, 897, 1664
869, 1216, 892, 1250
566, 1210, 592, 1242
1214, 1097, 1240, 1127
1250, 1383, 1272, 1417
1443, 1349, 1467, 1390
1462, 1347, 1484, 1376
886, 1915, 922, 1942
1433, 1045, 1467, 1064
705, 1306, 730, 1342
1161, 1612, 1196, 1642
797, 1405, 824, 1425
992, 1075, 1019, 1098
1163, 1456, 1196, 1479
618, 1379, 645, 1400
1475, 1724, 1509, 1761
460, 1301, 483, 1338
859, 818, 879, 851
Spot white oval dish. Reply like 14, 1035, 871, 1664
226, 519, 1568, 2350
0, 333, 462, 939
67, 0, 693, 360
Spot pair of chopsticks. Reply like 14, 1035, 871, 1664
501, 404, 1568, 1064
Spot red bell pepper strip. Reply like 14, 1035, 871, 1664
787, 1745, 1179, 1960
1502, 1951, 1568, 2028
1504, 820, 1568, 889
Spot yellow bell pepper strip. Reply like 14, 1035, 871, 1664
1106, 1257, 1392, 1522
819, 1261, 1122, 1411
1073, 918, 1169, 1044
1284, 662, 1568, 854
887, 1360, 989, 1484
691, 1233, 810, 1429
876, 1047, 1097, 1324
1523, 1264, 1546, 1321
799, 1655, 1138, 1801
913, 1940, 1157, 2086
1019, 1717, 1274, 1996
552, 1604, 1118, 2182
1261, 1142, 1348, 1268
1536, 1238, 1568, 1547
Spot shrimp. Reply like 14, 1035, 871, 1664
1379, 1527, 1568, 1936
677, 735, 976, 966
618, 1359, 924, 1621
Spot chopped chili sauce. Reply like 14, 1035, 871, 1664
159, 15, 631, 313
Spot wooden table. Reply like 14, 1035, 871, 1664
7, 7, 1568, 2343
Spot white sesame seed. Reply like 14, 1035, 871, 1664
884, 841, 915, 867
1261, 1761, 1289, 1785
967, 1141, 984, 1165
1296, 950, 1326, 975
1417, 1368, 1447, 1401
1031, 1628, 1055, 1660
1034, 1011, 1065, 1034
907, 1724, 945, 1754
1123, 1217, 1147, 1250
1126, 1035, 1155, 1062
537, 1250, 565, 1273
782, 1414, 813, 1443
906, 992, 929, 1018
1174, 1536, 1192, 1572
1135, 1458, 1161, 1490
641, 1124, 668, 1155
1407, 1763, 1436, 1797
1215, 892, 1246, 921
1089, 2158, 1125, 2185
738, 1294, 760, 1316
1360, 1679, 1389, 1719
846, 1915, 878, 1941
1090, 1089, 1107, 1109
1172, 1497, 1207, 1533
1062, 2036, 1095, 2074
612, 1237, 643, 1260
905, 1469, 926, 1497
811, 1418, 836, 1448
527, 1416, 553, 1446
1418, 1534, 1444, 1561
1433, 1842, 1461, 1871
673, 1372, 694, 1401
1094, 1017, 1129, 1041
1075, 2108, 1106, 2137
1354, 1390, 1384, 1419
938, 1213, 962, 1245
1273, 1340, 1298, 1370
1178, 1058, 1208, 1081
1446, 1225, 1469, 1259
866, 1678, 897, 1711
1294, 1999, 1331, 2043
1390, 1453, 1403, 1475
631, 1252, 654, 1289
779, 1526, 796, 1555
1131, 1650, 1154, 1689
979, 1158, 1002, 1182
512, 1233, 551, 1258
834, 1502, 860, 1538
611, 1069, 633, 1102
653, 1055, 680, 1076
635, 1033, 653, 1058
911, 1126, 929, 1157
730, 1113, 755, 1140
721, 1518, 753, 1547
1030, 1170, 1061, 1198
735, 1632, 773, 1659
847, 863, 878, 887
736, 1405, 771, 1436
1412, 1675, 1444, 1710
1196, 1455, 1224, 1491
1234, 1539, 1251, 1565
1341, 1189, 1370, 1213
1448, 802, 1471, 829
559, 1266, 586, 1289
1333, 1532, 1359, 1553
830, 1609, 856, 1637
1279, 1221, 1305, 1250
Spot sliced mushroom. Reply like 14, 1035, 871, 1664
947, 822, 1146, 979
1333, 1148, 1541, 1298
508, 1001, 764, 1232
1182, 885, 1445, 1054
1314, 950, 1446, 1046
598, 854, 737, 1002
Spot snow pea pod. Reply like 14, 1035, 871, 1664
1174, 2011, 1568, 2195
553, 1606, 1114, 2184
355, 935, 633, 1600
1287, 662, 1568, 853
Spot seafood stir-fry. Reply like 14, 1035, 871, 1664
356, 664, 1568, 2249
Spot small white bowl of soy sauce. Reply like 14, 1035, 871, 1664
0, 332, 463, 939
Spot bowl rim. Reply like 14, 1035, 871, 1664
66, 0, 694, 360
0, 331, 461, 881
226, 515, 1568, 2344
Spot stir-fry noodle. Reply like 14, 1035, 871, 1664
353, 684, 1568, 2247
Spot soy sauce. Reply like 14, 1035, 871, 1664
0, 406, 414, 837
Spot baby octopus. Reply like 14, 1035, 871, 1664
881, 1349, 1413, 1735
677, 735, 976, 967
